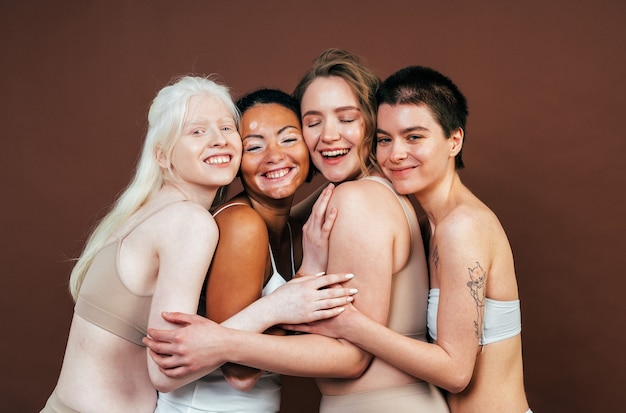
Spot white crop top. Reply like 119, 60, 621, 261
262, 222, 295, 296
427, 288, 521, 345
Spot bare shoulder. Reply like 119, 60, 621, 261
153, 201, 218, 244
214, 203, 267, 242
331, 178, 403, 217
438, 199, 502, 240
432, 197, 512, 281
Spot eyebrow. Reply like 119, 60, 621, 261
242, 125, 300, 141
302, 106, 360, 117
277, 125, 300, 134
376, 125, 430, 135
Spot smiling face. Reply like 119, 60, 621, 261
376, 103, 462, 197
239, 103, 309, 201
165, 93, 242, 197
300, 76, 366, 183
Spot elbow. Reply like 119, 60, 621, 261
149, 369, 182, 394
225, 375, 259, 392
153, 378, 177, 394
440, 371, 472, 394
337, 352, 371, 379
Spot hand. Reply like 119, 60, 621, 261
263, 273, 358, 325
282, 302, 361, 339
142, 312, 228, 378
299, 184, 337, 275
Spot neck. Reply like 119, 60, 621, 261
163, 181, 216, 210
242, 193, 292, 241
414, 172, 463, 229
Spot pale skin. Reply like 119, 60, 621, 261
51, 93, 243, 412
143, 75, 431, 397
289, 102, 530, 412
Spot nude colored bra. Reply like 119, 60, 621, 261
427, 288, 521, 345
74, 200, 187, 346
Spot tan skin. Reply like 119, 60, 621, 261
204, 103, 312, 389
288, 102, 530, 412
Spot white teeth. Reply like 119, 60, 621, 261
265, 168, 289, 179
206, 155, 230, 165
321, 149, 349, 158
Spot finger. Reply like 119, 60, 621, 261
148, 348, 188, 371
311, 307, 347, 321
314, 273, 354, 289
161, 311, 195, 325
317, 287, 358, 302
314, 184, 334, 212
144, 336, 175, 355
146, 327, 177, 343
323, 207, 338, 230
158, 363, 189, 378
316, 296, 354, 310
308, 184, 334, 225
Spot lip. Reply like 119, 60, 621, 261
319, 148, 350, 158
262, 166, 294, 180
204, 153, 234, 166
385, 164, 417, 177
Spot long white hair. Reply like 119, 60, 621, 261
69, 75, 239, 300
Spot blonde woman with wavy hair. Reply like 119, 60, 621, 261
41, 75, 243, 413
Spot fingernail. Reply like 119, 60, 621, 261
345, 273, 354, 279
337, 307, 345, 313
349, 288, 358, 294
315, 272, 325, 276
347, 296, 354, 302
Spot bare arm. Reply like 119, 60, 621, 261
205, 205, 268, 391
146, 203, 220, 392
298, 183, 337, 276
286, 212, 491, 393
144, 184, 384, 380
143, 273, 359, 378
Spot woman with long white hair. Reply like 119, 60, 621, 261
41, 75, 243, 413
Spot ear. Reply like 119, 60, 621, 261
449, 128, 464, 157
155, 145, 169, 168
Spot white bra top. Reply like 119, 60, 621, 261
262, 222, 295, 296
427, 288, 521, 345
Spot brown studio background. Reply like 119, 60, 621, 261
2, 0, 625, 411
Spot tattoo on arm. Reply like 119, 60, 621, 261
466, 262, 486, 340
432, 245, 439, 270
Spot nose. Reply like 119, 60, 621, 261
389, 139, 408, 162
320, 121, 340, 143
265, 140, 286, 163
209, 127, 229, 147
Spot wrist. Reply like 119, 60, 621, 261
296, 265, 324, 278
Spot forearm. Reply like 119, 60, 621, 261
226, 329, 369, 378
221, 295, 281, 333
344, 311, 471, 392
148, 345, 227, 393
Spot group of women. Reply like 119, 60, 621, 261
41, 48, 531, 413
